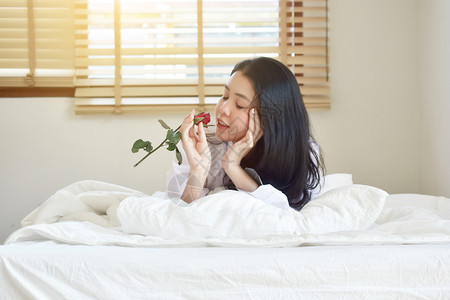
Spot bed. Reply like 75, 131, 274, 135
1, 177, 450, 299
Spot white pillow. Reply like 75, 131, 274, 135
119, 184, 387, 240
301, 183, 386, 233
312, 173, 353, 199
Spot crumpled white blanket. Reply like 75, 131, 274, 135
118, 185, 386, 239
20, 181, 148, 228
6, 180, 450, 247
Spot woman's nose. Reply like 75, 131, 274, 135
219, 100, 231, 116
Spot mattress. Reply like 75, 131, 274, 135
1, 242, 449, 299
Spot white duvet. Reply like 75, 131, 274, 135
5, 180, 450, 247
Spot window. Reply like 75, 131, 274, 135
0, 0, 329, 113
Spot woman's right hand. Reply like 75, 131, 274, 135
180, 111, 211, 203
180, 110, 211, 174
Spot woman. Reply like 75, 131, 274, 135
167, 57, 324, 210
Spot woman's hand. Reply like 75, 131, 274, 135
181, 110, 211, 173
222, 108, 262, 169
180, 110, 211, 203
222, 108, 263, 192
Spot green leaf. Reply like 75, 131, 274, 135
131, 139, 144, 153
166, 141, 176, 151
145, 143, 153, 152
166, 129, 181, 144
193, 116, 205, 125
175, 146, 182, 165
158, 119, 171, 130
131, 139, 152, 153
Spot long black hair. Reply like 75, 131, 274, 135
228, 57, 324, 210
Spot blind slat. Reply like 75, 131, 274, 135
76, 47, 200, 56
74, 83, 330, 98
0, 60, 28, 68
0, 29, 28, 38
0, 76, 73, 87
76, 46, 289, 56
75, 36, 279, 45
75, 57, 200, 67
74, 99, 329, 114
75, 86, 201, 97
0, 50, 28, 59
1, 1, 27, 7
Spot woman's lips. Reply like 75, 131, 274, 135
216, 119, 229, 130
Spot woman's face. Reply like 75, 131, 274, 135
215, 71, 255, 142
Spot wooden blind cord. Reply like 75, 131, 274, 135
197, 0, 205, 110
26, 0, 36, 86
114, 0, 122, 114
294, 0, 303, 82
279, 0, 288, 65
325, 0, 329, 82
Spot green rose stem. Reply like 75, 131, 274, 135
132, 113, 212, 167
133, 124, 182, 168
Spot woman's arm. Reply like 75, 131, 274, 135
223, 163, 260, 192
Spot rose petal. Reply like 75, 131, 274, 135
194, 112, 211, 125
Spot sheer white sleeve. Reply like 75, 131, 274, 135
309, 138, 324, 200
166, 143, 210, 199
237, 168, 290, 209
247, 184, 290, 209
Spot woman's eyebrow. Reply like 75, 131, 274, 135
224, 84, 251, 102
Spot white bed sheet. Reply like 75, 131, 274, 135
1, 242, 449, 299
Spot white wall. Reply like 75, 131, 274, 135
417, 0, 450, 196
1, 0, 448, 243
311, 0, 421, 192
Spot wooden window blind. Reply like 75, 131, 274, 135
0, 0, 329, 113
0, 0, 74, 88
280, 0, 330, 109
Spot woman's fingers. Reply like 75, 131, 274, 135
181, 110, 196, 141
197, 121, 206, 143
180, 110, 193, 132
252, 108, 263, 143
196, 122, 211, 169
188, 125, 198, 141
248, 108, 256, 146
180, 111, 211, 173
246, 108, 262, 147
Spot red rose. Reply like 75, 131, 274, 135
193, 112, 211, 126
